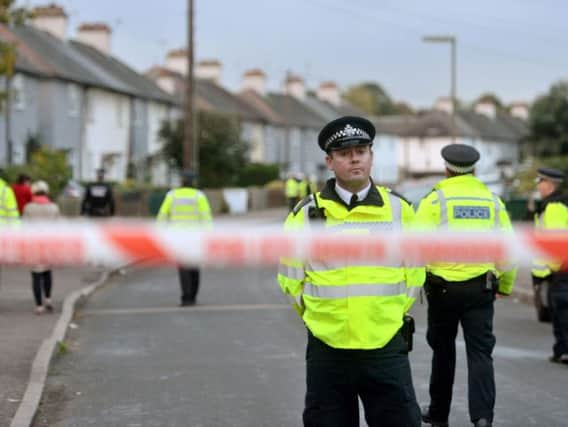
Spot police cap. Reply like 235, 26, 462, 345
441, 144, 480, 174
318, 116, 375, 152
181, 169, 196, 180
537, 167, 565, 183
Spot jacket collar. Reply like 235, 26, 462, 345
538, 189, 568, 214
319, 178, 384, 210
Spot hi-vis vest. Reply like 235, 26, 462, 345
531, 197, 568, 278
277, 180, 425, 350
415, 174, 516, 294
156, 187, 212, 227
0, 179, 19, 225
285, 178, 299, 198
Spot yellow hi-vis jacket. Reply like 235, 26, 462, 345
299, 179, 318, 199
415, 174, 517, 295
156, 187, 212, 227
0, 178, 19, 225
285, 178, 299, 198
531, 193, 568, 278
277, 179, 425, 350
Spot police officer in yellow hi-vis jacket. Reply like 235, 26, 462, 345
0, 175, 19, 225
277, 116, 425, 427
416, 144, 517, 427
531, 167, 568, 365
157, 170, 212, 306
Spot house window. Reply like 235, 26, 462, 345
68, 84, 80, 117
12, 74, 25, 110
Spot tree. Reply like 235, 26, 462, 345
343, 82, 398, 116
1, 0, 33, 164
528, 81, 568, 157
159, 111, 250, 188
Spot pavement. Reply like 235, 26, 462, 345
0, 207, 541, 426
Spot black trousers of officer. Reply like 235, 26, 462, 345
303, 330, 421, 427
549, 273, 568, 358
425, 274, 496, 423
178, 267, 200, 304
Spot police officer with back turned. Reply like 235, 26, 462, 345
532, 167, 568, 365
416, 144, 517, 427
278, 116, 425, 427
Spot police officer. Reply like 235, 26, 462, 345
285, 172, 300, 211
277, 116, 425, 427
532, 167, 568, 365
0, 175, 19, 224
416, 144, 517, 427
81, 168, 115, 217
157, 170, 212, 306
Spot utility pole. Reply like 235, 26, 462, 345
184, 0, 196, 173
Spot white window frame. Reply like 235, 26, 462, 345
12, 74, 25, 110
67, 84, 80, 117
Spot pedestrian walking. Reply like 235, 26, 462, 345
416, 144, 517, 427
23, 180, 60, 315
277, 116, 425, 427
11, 173, 32, 215
81, 168, 115, 217
157, 170, 212, 306
531, 167, 568, 365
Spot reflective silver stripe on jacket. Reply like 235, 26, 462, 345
492, 194, 501, 228
435, 191, 502, 228
171, 197, 198, 207
303, 282, 407, 298
278, 264, 304, 280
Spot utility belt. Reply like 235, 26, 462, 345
426, 271, 498, 294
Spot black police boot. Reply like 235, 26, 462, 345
473, 419, 492, 427
421, 406, 449, 427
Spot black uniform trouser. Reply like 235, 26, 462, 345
549, 274, 568, 358
178, 267, 200, 304
303, 330, 421, 427
31, 271, 52, 306
425, 274, 496, 423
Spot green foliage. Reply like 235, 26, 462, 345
528, 81, 568, 157
3, 145, 72, 197
159, 111, 250, 188
343, 82, 403, 116
0, 0, 32, 108
474, 93, 504, 110
236, 163, 280, 187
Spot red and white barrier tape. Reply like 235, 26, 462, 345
0, 221, 566, 268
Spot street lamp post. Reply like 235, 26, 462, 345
422, 35, 457, 143
184, 0, 196, 175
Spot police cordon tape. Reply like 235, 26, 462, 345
0, 221, 566, 268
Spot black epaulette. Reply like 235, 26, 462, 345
292, 196, 314, 216
385, 188, 412, 205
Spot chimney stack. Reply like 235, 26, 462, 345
76, 23, 112, 54
474, 101, 497, 119
195, 59, 222, 83
509, 102, 529, 121
241, 69, 267, 96
165, 48, 188, 75
31, 3, 68, 40
284, 74, 305, 100
433, 96, 454, 114
317, 81, 341, 107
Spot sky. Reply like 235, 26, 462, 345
20, 0, 568, 108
